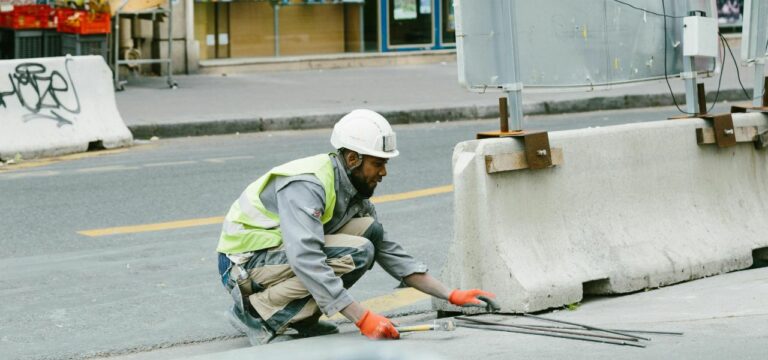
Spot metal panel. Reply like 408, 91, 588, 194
456, 0, 717, 91
741, 0, 768, 61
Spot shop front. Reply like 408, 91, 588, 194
192, 0, 455, 61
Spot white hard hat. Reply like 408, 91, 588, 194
330, 109, 399, 158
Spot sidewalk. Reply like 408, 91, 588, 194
112, 266, 767, 360
115, 40, 764, 140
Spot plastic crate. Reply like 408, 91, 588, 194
61, 33, 107, 59
43, 29, 60, 57
0, 29, 11, 59
56, 9, 110, 34
0, 5, 53, 30
16, 30, 42, 58
0, 29, 44, 59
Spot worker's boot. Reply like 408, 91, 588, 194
227, 285, 275, 346
288, 315, 339, 338
227, 305, 276, 346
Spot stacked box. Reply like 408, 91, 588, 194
61, 32, 107, 58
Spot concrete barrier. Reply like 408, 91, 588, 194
435, 113, 768, 313
0, 56, 132, 161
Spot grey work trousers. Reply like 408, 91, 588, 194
224, 217, 378, 333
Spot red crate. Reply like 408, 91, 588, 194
0, 5, 53, 30
56, 9, 110, 34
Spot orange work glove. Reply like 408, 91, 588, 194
355, 309, 400, 340
448, 289, 497, 307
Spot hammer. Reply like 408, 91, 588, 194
396, 319, 456, 333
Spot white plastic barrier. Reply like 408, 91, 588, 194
435, 113, 768, 313
0, 56, 132, 160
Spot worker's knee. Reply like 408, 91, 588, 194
362, 220, 384, 244
357, 239, 375, 269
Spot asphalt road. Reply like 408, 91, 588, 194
0, 104, 735, 359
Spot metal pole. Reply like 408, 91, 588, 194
359, 3, 364, 52
753, 61, 765, 107
167, 1, 174, 87
499, 97, 509, 133
697, 83, 706, 114
114, 11, 120, 88
273, 2, 280, 57
504, 1, 524, 130
214, 2, 219, 58
683, 55, 699, 114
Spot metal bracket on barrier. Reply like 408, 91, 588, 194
484, 143, 563, 173
477, 97, 560, 172
478, 131, 558, 171
696, 114, 737, 148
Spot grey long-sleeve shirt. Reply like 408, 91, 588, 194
259, 154, 428, 316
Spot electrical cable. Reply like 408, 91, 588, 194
612, 0, 693, 18
620, 0, 764, 105
661, 0, 692, 114
612, 0, 685, 18
661, 0, 725, 115
720, 31, 764, 100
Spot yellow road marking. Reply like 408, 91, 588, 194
371, 184, 454, 204
144, 160, 198, 167
0, 147, 143, 172
321, 287, 431, 321
204, 156, 255, 163
76, 165, 141, 173
77, 184, 455, 237
78, 216, 225, 237
0, 170, 61, 179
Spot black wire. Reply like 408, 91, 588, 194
720, 32, 763, 100
612, 0, 689, 18
661, 0, 726, 115
707, 36, 727, 112
662, 0, 692, 114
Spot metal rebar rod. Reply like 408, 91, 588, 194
522, 313, 650, 341
455, 317, 639, 342
457, 323, 646, 348
521, 324, 683, 336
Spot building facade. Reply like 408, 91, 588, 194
191, 0, 456, 61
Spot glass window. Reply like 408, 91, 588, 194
442, 0, 455, 44
389, 0, 432, 46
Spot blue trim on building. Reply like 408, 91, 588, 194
434, 0, 442, 48
378, 0, 455, 53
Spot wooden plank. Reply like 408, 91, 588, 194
485, 148, 564, 174
696, 126, 759, 145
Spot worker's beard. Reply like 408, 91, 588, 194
349, 169, 376, 199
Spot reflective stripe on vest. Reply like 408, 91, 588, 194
216, 154, 337, 254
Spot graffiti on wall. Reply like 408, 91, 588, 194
0, 58, 81, 126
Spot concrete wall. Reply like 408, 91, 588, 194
0, 56, 133, 160
435, 113, 768, 313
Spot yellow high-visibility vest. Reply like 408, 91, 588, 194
216, 154, 337, 254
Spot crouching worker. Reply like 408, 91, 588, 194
216, 109, 496, 345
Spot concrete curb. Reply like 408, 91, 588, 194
127, 88, 754, 139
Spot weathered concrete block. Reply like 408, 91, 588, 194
0, 56, 132, 161
435, 113, 768, 313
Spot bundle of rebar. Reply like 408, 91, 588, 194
454, 313, 683, 348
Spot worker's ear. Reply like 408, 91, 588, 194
345, 150, 363, 168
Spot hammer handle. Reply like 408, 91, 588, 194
396, 324, 436, 333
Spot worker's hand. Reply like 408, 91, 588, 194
449, 289, 497, 308
355, 310, 400, 340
